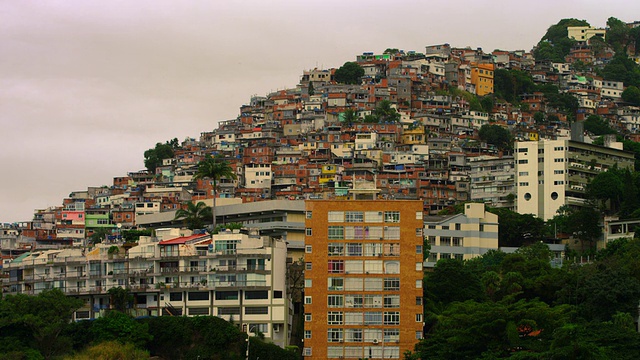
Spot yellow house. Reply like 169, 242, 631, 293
320, 165, 337, 184
470, 62, 494, 97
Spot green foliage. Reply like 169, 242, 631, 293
488, 208, 547, 247
606, 17, 630, 55
88, 227, 112, 244
63, 341, 149, 360
249, 336, 301, 360
174, 201, 212, 230
374, 100, 401, 123
425, 259, 486, 305
534, 18, 588, 62
478, 124, 512, 151
143, 142, 175, 173
89, 312, 152, 349
341, 108, 360, 124
121, 229, 152, 242
584, 115, 616, 135
193, 154, 238, 230
334, 61, 364, 85
0, 290, 83, 359
545, 92, 579, 121
212, 222, 243, 234
383, 48, 399, 54
480, 96, 494, 114
307, 81, 314, 96
600, 54, 640, 88
107, 287, 133, 313
622, 85, 640, 105
493, 69, 536, 103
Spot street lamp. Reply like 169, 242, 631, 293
245, 325, 257, 360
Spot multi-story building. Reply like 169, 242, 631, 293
303, 200, 425, 359
470, 62, 494, 96
468, 155, 515, 209
2, 228, 291, 347
424, 202, 499, 267
515, 138, 635, 220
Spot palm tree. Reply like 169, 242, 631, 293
193, 155, 237, 231
174, 201, 212, 230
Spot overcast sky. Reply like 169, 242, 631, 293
1, 1, 639, 223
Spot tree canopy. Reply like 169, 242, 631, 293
143, 141, 176, 173
478, 124, 513, 151
334, 61, 364, 85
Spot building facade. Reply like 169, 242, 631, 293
424, 202, 499, 267
303, 200, 424, 359
515, 139, 635, 220
2, 228, 291, 347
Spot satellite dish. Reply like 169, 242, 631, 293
117, 223, 122, 229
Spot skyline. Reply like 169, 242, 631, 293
2, 0, 639, 223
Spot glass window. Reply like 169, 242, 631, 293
384, 211, 400, 223
384, 278, 400, 291
327, 311, 343, 325
345, 211, 364, 223
328, 211, 344, 222
328, 226, 344, 240
328, 295, 344, 307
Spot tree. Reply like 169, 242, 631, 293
107, 287, 133, 313
374, 100, 400, 123
143, 142, 175, 173
88, 227, 112, 244
174, 201, 212, 230
334, 62, 364, 85
489, 208, 547, 247
193, 155, 237, 231
534, 111, 545, 124
586, 169, 624, 214
534, 18, 588, 62
0, 289, 83, 359
622, 85, 640, 106
89, 311, 152, 349
307, 81, 314, 96
63, 341, 149, 360
584, 115, 616, 135
480, 96, 494, 114
425, 259, 486, 305
341, 108, 360, 124
478, 124, 512, 151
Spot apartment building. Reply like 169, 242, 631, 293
2, 228, 291, 347
515, 139, 635, 220
424, 203, 499, 267
303, 200, 425, 359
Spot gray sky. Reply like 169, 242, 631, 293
1, 0, 638, 223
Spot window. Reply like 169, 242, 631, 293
328, 260, 344, 273
327, 311, 343, 325
328, 211, 344, 222
305, 279, 312, 288
345, 278, 363, 291
345, 211, 364, 222
305, 228, 312, 236
384, 211, 400, 223
245, 291, 268, 300
364, 278, 383, 291
302, 348, 312, 356
304, 313, 312, 322
365, 211, 383, 222
364, 312, 383, 325
518, 159, 528, 164
384, 311, 400, 325
416, 314, 423, 322
416, 331, 423, 339
328, 295, 344, 307
188, 292, 209, 301
305, 245, 312, 253
328, 226, 344, 240
416, 211, 423, 220
384, 295, 400, 308
327, 245, 346, 260
384, 278, 400, 291
416, 245, 423, 254
384, 226, 400, 240
169, 292, 182, 301
518, 171, 529, 176
347, 243, 363, 256
304, 330, 312, 339
416, 279, 423, 288
416, 296, 423, 306
328, 277, 343, 291
215, 291, 238, 300
306, 211, 312, 219
245, 307, 268, 315
345, 328, 363, 341
305, 262, 312, 271
415, 228, 423, 236
452, 237, 463, 246
328, 328, 343, 342
440, 236, 451, 246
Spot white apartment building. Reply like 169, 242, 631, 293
567, 26, 606, 42
515, 139, 634, 220
2, 229, 291, 348
424, 203, 499, 266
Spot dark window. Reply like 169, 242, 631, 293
245, 290, 269, 300
169, 292, 182, 301
188, 307, 210, 316
162, 308, 183, 316
215, 291, 238, 300
245, 307, 269, 315
188, 291, 209, 301
273, 290, 283, 299
217, 307, 240, 315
